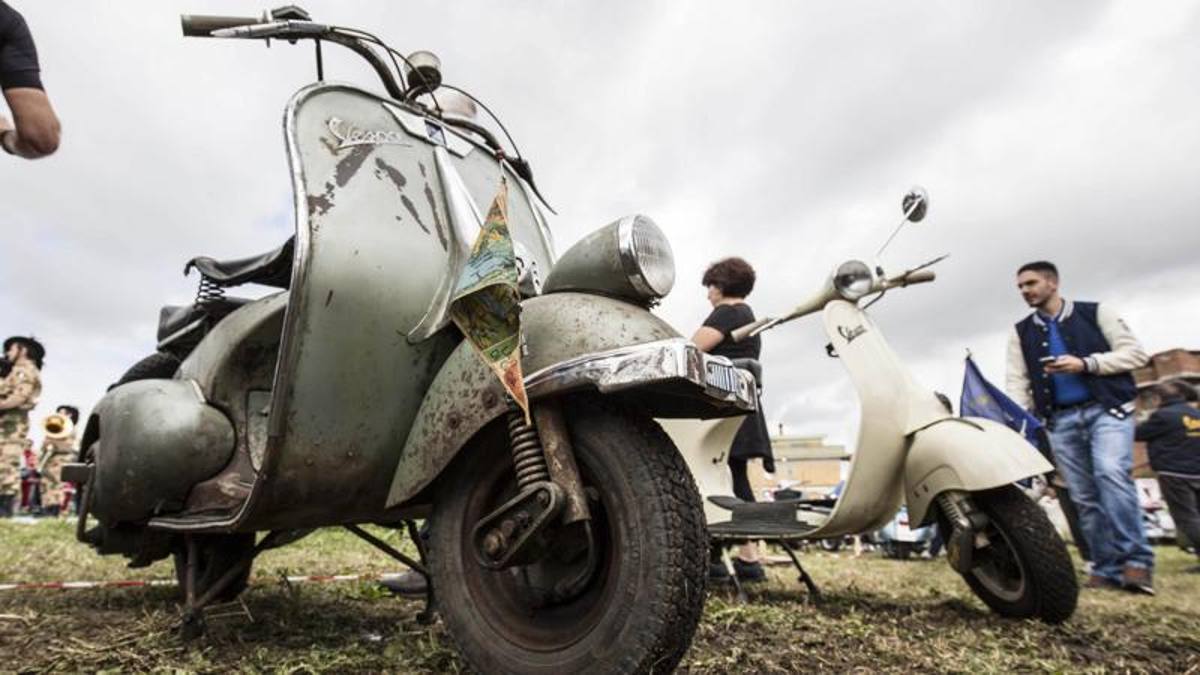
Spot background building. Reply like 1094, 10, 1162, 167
747, 429, 849, 500
1132, 348, 1200, 476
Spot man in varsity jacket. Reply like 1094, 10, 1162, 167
1005, 260, 1154, 594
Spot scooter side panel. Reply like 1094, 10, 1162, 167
239, 84, 464, 529
904, 416, 1053, 525
659, 417, 742, 525
805, 301, 915, 537
385, 291, 682, 507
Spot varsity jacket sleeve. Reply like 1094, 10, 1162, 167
1084, 304, 1149, 375
1005, 328, 1034, 412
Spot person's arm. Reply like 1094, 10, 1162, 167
1082, 304, 1149, 375
0, 369, 36, 411
690, 326, 723, 353
692, 305, 738, 353
1134, 409, 1172, 442
0, 4, 59, 158
1, 88, 59, 158
1004, 327, 1035, 412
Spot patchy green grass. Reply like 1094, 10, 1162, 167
1, 519, 1198, 673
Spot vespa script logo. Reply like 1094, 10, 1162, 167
837, 324, 868, 344
327, 117, 412, 151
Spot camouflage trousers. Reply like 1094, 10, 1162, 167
0, 411, 30, 497
40, 451, 73, 510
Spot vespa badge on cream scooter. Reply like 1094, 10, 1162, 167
667, 190, 1078, 624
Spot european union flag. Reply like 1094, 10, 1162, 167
960, 354, 1043, 448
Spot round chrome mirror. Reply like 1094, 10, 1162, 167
902, 186, 929, 222
405, 50, 443, 95
833, 260, 874, 300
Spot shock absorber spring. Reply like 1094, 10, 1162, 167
507, 406, 549, 491
195, 275, 226, 309
937, 491, 971, 530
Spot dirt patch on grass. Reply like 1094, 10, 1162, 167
2, 521, 1198, 673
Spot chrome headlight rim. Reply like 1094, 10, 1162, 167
833, 259, 875, 301
617, 215, 675, 299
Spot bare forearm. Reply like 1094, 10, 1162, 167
2, 87, 61, 158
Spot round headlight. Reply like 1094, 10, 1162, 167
618, 215, 675, 299
833, 260, 874, 300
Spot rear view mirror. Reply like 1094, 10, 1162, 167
902, 186, 929, 222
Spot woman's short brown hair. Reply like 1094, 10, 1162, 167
702, 257, 756, 298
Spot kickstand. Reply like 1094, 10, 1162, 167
722, 548, 747, 604
344, 523, 435, 624
179, 531, 281, 638
405, 519, 435, 625
781, 540, 821, 599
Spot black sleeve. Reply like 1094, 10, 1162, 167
1135, 410, 1172, 442
702, 305, 743, 338
0, 2, 42, 90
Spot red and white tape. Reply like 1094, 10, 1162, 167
0, 572, 409, 592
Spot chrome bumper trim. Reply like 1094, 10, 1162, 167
524, 338, 757, 411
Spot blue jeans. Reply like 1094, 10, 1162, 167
1049, 403, 1154, 580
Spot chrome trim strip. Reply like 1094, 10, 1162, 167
523, 337, 756, 410
407, 146, 484, 341
615, 215, 656, 298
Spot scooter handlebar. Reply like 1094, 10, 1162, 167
881, 269, 936, 289
181, 14, 264, 37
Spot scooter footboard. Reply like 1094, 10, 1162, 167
905, 417, 1053, 526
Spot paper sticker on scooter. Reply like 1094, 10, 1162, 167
448, 179, 530, 420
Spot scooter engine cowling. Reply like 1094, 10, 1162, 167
90, 379, 236, 523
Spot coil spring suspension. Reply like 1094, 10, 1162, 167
507, 406, 549, 491
195, 275, 225, 309
936, 491, 971, 530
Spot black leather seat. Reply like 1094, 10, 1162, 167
184, 237, 294, 289
157, 297, 252, 344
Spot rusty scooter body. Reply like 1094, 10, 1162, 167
65, 9, 756, 672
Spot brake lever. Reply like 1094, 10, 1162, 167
905, 253, 950, 275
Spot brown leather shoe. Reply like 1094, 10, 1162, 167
1084, 574, 1120, 590
1120, 566, 1155, 596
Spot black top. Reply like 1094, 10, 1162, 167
703, 303, 761, 361
1136, 400, 1200, 477
0, 1, 41, 90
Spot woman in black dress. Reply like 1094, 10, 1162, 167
691, 257, 774, 582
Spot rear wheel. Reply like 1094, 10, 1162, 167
172, 534, 256, 603
428, 399, 707, 674
953, 486, 1078, 624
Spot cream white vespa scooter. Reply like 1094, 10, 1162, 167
667, 190, 1079, 624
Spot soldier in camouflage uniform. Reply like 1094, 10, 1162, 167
0, 336, 43, 517
38, 404, 78, 516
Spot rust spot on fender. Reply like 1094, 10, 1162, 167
307, 192, 334, 216
400, 194, 430, 234
334, 145, 374, 188
374, 158, 407, 189
424, 182, 449, 251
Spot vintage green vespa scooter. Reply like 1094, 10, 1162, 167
62, 9, 755, 673
664, 190, 1079, 624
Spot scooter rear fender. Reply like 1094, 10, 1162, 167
385, 291, 757, 507
905, 416, 1053, 526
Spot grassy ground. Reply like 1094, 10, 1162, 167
1, 519, 1198, 673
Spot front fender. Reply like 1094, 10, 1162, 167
385, 292, 755, 507
905, 417, 1053, 526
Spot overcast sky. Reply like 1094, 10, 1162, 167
3, 1, 1198, 451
